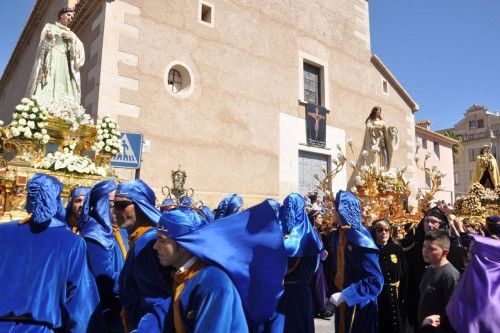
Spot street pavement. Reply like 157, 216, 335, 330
315, 317, 334, 332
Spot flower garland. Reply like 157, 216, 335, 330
45, 95, 93, 131
93, 116, 122, 155
7, 96, 50, 143
35, 151, 106, 176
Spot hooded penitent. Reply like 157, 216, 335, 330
25, 173, 66, 226
335, 190, 378, 250
115, 179, 161, 224
79, 180, 117, 250
280, 193, 323, 257
214, 193, 244, 219
446, 234, 500, 333
65, 186, 90, 221
158, 201, 287, 325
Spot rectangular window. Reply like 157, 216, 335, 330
469, 120, 477, 130
382, 80, 388, 93
422, 138, 427, 149
469, 148, 482, 161
303, 63, 321, 105
198, 1, 215, 27
454, 172, 459, 185
433, 141, 440, 159
493, 146, 497, 158
425, 173, 431, 188
477, 119, 484, 128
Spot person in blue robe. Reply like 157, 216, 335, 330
80, 180, 125, 332
0, 174, 100, 333
214, 193, 243, 219
160, 198, 175, 212
65, 186, 90, 232
113, 179, 173, 331
329, 191, 383, 333
266, 193, 323, 333
140, 201, 287, 333
161, 198, 214, 223
199, 205, 214, 222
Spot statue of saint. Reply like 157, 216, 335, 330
364, 106, 399, 168
472, 145, 500, 189
26, 7, 85, 107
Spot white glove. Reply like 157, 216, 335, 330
329, 292, 345, 306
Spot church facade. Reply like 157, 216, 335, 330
0, 0, 419, 207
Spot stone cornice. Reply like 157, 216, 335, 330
71, 0, 108, 34
371, 53, 420, 113
416, 125, 459, 146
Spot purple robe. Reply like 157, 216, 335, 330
446, 234, 500, 333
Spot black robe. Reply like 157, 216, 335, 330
376, 242, 409, 333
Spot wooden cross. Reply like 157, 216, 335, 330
307, 106, 325, 139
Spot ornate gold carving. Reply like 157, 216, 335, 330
3, 139, 46, 167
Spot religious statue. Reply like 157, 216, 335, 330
472, 145, 500, 189
364, 106, 399, 168
26, 7, 85, 107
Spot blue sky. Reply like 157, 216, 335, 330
1, 1, 499, 130
0, 0, 34, 73
370, 0, 500, 130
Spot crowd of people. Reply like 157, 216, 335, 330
305, 191, 500, 333
0, 175, 498, 333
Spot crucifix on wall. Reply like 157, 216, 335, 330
306, 102, 327, 148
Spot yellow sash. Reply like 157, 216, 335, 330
128, 225, 152, 249
334, 230, 347, 333
173, 260, 206, 333
113, 224, 127, 259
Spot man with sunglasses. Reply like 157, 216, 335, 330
112, 179, 173, 331
370, 219, 409, 333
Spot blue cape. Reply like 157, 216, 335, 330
65, 186, 90, 221
214, 193, 244, 219
115, 179, 161, 225
79, 180, 117, 250
158, 202, 287, 325
25, 173, 66, 227
266, 198, 281, 218
335, 190, 378, 250
280, 193, 323, 257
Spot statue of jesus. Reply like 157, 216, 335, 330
26, 7, 85, 107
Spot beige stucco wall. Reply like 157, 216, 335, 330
415, 132, 456, 204
0, 0, 419, 208
94, 0, 418, 207
0, 0, 68, 121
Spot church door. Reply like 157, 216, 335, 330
298, 150, 330, 195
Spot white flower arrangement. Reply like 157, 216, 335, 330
45, 95, 93, 131
7, 96, 50, 143
93, 116, 122, 155
35, 151, 106, 176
